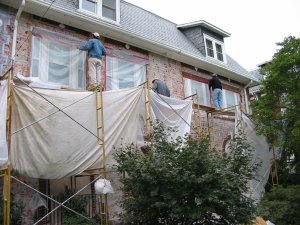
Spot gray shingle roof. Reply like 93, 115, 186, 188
120, 2, 201, 56
120, 1, 253, 78
249, 69, 264, 81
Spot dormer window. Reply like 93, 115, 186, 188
103, 0, 117, 20
204, 34, 226, 63
79, 0, 120, 22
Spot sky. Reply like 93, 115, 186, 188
125, 0, 300, 71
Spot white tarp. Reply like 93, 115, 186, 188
11, 86, 144, 179
242, 114, 273, 201
0, 81, 8, 167
151, 91, 193, 139
8, 85, 193, 179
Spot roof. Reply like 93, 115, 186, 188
1, 0, 259, 84
120, 1, 256, 82
249, 69, 264, 81
177, 20, 231, 37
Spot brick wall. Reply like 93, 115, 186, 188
0, 4, 13, 74
148, 53, 183, 98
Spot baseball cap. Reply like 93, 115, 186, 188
92, 32, 100, 37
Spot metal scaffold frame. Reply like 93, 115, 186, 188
0, 76, 154, 225
2, 67, 13, 225
95, 82, 109, 225
141, 80, 153, 139
0, 73, 108, 225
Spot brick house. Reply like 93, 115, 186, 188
0, 0, 260, 224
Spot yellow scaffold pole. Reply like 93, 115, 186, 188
3, 67, 13, 225
95, 82, 109, 225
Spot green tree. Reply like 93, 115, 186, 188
252, 36, 300, 225
114, 124, 258, 225
251, 36, 300, 183
258, 185, 300, 225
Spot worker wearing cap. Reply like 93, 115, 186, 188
79, 32, 106, 90
209, 73, 223, 109
152, 78, 170, 97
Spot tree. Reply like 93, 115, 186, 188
251, 36, 300, 183
114, 124, 258, 225
258, 185, 300, 225
252, 36, 300, 225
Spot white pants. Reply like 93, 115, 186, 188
88, 57, 103, 88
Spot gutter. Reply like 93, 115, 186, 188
11, 0, 26, 64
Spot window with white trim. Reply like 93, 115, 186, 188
204, 34, 226, 63
106, 56, 146, 90
183, 78, 210, 106
223, 89, 240, 108
30, 31, 86, 89
79, 0, 120, 22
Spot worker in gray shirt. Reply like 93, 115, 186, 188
152, 78, 170, 97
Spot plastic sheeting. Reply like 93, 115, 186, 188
31, 28, 86, 89
95, 179, 114, 194
242, 114, 273, 201
11, 86, 144, 179
0, 81, 8, 167
151, 91, 193, 139
7, 85, 193, 179
106, 56, 146, 90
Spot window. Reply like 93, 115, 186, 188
204, 34, 226, 63
81, 0, 97, 13
106, 56, 146, 90
183, 78, 210, 106
223, 89, 240, 108
79, 0, 120, 22
30, 30, 86, 89
205, 39, 214, 58
184, 77, 240, 108
102, 0, 116, 20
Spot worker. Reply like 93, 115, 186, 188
152, 78, 170, 97
79, 32, 106, 90
209, 73, 223, 109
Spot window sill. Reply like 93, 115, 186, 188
77, 9, 120, 25
206, 55, 227, 64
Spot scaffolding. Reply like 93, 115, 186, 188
2, 67, 13, 225
0, 68, 153, 225
0, 69, 279, 224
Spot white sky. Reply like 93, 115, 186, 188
125, 0, 300, 71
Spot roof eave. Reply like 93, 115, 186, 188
177, 20, 231, 38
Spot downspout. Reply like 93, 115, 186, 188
243, 80, 253, 114
11, 0, 26, 64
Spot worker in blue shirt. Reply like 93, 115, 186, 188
79, 32, 106, 90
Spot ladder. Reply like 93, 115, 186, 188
95, 82, 109, 225
193, 91, 202, 138
143, 81, 152, 138
184, 92, 209, 138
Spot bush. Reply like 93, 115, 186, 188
114, 124, 258, 225
258, 185, 300, 225
0, 193, 24, 225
